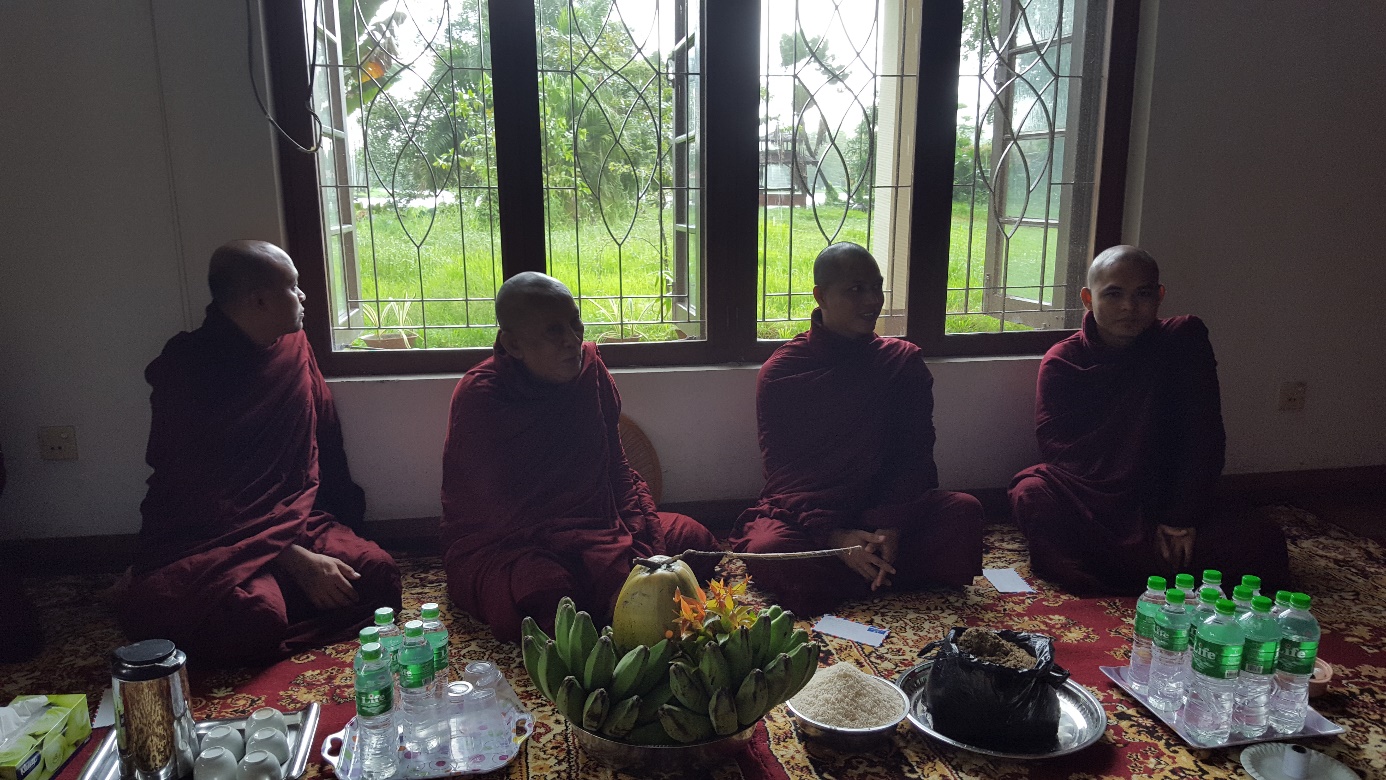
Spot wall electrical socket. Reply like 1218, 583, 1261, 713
1277, 381, 1307, 412
39, 425, 79, 460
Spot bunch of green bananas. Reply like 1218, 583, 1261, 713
521, 599, 820, 746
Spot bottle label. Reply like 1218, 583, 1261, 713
356, 685, 392, 718
400, 662, 435, 689
1276, 639, 1319, 675
1242, 638, 1278, 674
1152, 622, 1189, 652
1134, 605, 1159, 639
1191, 636, 1243, 679
433, 646, 448, 677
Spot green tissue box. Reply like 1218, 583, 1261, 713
0, 695, 92, 780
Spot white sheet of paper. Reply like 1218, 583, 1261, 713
94, 688, 114, 728
984, 568, 1035, 593
813, 615, 889, 647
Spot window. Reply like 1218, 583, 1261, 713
266, 0, 1137, 374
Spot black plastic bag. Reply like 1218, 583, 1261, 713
920, 627, 1069, 752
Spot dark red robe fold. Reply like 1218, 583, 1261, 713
1009, 312, 1288, 594
441, 341, 718, 643
729, 313, 984, 615
120, 306, 400, 666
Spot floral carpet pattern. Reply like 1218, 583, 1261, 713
5, 506, 1382, 779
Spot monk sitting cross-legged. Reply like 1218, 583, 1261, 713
1008, 245, 1289, 595
729, 243, 985, 616
119, 240, 402, 666
440, 272, 720, 643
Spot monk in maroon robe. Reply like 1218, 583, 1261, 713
441, 272, 719, 643
730, 244, 985, 616
120, 241, 401, 666
1009, 246, 1289, 595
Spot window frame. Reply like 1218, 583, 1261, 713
266, 0, 1139, 376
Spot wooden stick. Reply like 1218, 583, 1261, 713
632, 546, 863, 569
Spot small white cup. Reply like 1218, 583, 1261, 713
237, 750, 284, 780
245, 727, 290, 765
201, 725, 245, 762
194, 746, 240, 780
245, 708, 287, 739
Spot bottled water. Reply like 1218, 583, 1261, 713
1127, 576, 1167, 695
1174, 573, 1197, 603
1272, 590, 1293, 618
374, 607, 403, 671
398, 620, 442, 753
1235, 596, 1280, 738
1188, 588, 1220, 654
1232, 585, 1255, 615
1269, 593, 1320, 734
354, 643, 399, 780
1148, 589, 1193, 711
1198, 569, 1226, 599
1180, 599, 1244, 745
354, 626, 381, 675
420, 603, 451, 689
1240, 574, 1262, 599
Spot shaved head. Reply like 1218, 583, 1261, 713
495, 272, 576, 331
208, 240, 296, 305
495, 272, 585, 383
813, 242, 879, 286
1087, 245, 1158, 288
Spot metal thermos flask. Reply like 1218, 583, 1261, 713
110, 639, 197, 780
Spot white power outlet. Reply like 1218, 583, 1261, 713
1278, 382, 1307, 412
39, 426, 79, 460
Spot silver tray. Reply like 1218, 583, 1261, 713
77, 703, 321, 780
1099, 665, 1345, 747
897, 660, 1108, 759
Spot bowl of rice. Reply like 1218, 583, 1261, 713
785, 662, 909, 750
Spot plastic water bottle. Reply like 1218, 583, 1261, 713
420, 603, 451, 689
1148, 589, 1193, 711
354, 626, 381, 675
1188, 587, 1220, 654
1269, 593, 1320, 734
354, 643, 399, 780
1241, 574, 1262, 599
1180, 599, 1244, 745
1198, 569, 1226, 599
375, 607, 403, 670
398, 620, 442, 753
1272, 590, 1293, 618
1175, 573, 1197, 603
1232, 584, 1255, 615
1235, 596, 1280, 738
1127, 576, 1167, 694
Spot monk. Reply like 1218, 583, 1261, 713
729, 243, 985, 616
440, 272, 720, 643
119, 240, 401, 665
1009, 245, 1289, 595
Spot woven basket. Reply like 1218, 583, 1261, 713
617, 415, 663, 505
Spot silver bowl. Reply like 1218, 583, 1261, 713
571, 723, 757, 772
786, 680, 910, 751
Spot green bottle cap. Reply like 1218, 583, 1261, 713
1291, 592, 1312, 610
1165, 589, 1186, 605
1233, 585, 1254, 601
1241, 574, 1262, 590
1147, 575, 1168, 591
1251, 596, 1273, 613
1215, 599, 1236, 615
1275, 590, 1293, 605
1200, 588, 1219, 604
1175, 573, 1195, 589
362, 642, 383, 661
374, 607, 395, 625
404, 620, 424, 637
359, 626, 381, 645
1202, 569, 1222, 585
421, 603, 440, 619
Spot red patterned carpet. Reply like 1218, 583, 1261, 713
6, 506, 1382, 779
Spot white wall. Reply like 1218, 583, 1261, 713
1, 1, 1382, 540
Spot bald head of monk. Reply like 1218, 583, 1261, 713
1079, 245, 1165, 349
208, 240, 306, 347
496, 272, 585, 383
812, 242, 885, 339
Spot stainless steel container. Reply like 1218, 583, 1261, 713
110, 640, 197, 780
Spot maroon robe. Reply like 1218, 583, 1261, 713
1009, 313, 1288, 594
120, 306, 401, 666
441, 341, 718, 643
729, 312, 984, 615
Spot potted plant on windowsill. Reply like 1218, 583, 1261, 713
357, 300, 420, 349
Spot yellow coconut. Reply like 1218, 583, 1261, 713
611, 555, 700, 652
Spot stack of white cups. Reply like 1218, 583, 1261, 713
193, 707, 291, 780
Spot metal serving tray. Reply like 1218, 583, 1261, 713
897, 660, 1108, 759
1099, 665, 1344, 748
76, 703, 321, 780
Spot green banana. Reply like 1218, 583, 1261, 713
735, 668, 769, 726
636, 679, 675, 725
601, 625, 614, 641
521, 635, 547, 699
658, 704, 715, 744
582, 635, 617, 691
766, 604, 783, 620
600, 695, 641, 739
781, 628, 809, 656
668, 660, 710, 712
541, 639, 569, 705
633, 638, 673, 695
768, 611, 795, 655
554, 598, 577, 659
581, 687, 610, 732
568, 610, 599, 674
749, 612, 772, 668
698, 641, 732, 694
783, 642, 821, 700
724, 626, 753, 684
626, 720, 677, 746
764, 652, 792, 705
610, 643, 650, 701
520, 615, 551, 646
556, 675, 587, 724
707, 687, 739, 736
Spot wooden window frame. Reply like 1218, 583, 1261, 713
265, 0, 1139, 376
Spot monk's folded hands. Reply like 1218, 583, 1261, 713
276, 545, 361, 610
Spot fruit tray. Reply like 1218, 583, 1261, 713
1099, 665, 1345, 748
